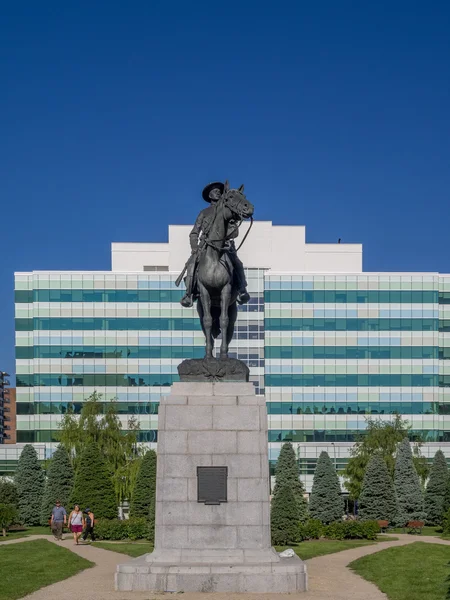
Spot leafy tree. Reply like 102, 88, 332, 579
40, 445, 74, 525
71, 442, 117, 519
359, 453, 396, 522
309, 451, 344, 524
0, 479, 18, 509
424, 450, 449, 525
57, 391, 142, 504
272, 442, 308, 522
130, 450, 156, 518
343, 415, 427, 499
15, 445, 45, 526
270, 485, 300, 545
394, 438, 426, 525
0, 504, 18, 537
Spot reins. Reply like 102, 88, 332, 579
204, 195, 253, 251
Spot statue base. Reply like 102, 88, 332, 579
177, 357, 249, 382
115, 382, 307, 593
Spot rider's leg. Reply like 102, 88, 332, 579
180, 258, 196, 307
198, 282, 214, 358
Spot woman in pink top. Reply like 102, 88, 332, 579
68, 504, 85, 545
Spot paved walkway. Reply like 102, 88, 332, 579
1, 533, 449, 600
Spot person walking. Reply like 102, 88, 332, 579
68, 504, 84, 545
50, 499, 67, 541
81, 508, 95, 542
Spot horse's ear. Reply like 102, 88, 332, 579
224, 180, 230, 192
238, 184, 245, 192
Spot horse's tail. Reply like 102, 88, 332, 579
211, 305, 221, 339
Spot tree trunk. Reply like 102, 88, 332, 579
2, 527, 6, 537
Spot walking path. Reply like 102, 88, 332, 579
1, 533, 449, 600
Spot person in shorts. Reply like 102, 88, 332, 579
51, 500, 67, 541
82, 508, 95, 542
68, 504, 85, 545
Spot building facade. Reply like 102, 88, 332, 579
4, 388, 16, 445
6, 222, 450, 489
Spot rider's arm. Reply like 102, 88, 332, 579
189, 213, 204, 252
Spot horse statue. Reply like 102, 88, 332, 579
194, 182, 254, 359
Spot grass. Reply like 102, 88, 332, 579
92, 541, 154, 557
0, 526, 51, 541
276, 535, 397, 561
388, 526, 443, 536
0, 539, 94, 600
350, 542, 449, 600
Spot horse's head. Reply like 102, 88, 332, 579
221, 181, 254, 220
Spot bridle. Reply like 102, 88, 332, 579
204, 191, 254, 251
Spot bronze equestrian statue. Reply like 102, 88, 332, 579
176, 181, 254, 358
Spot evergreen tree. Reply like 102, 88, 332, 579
443, 474, 450, 515
0, 479, 19, 509
71, 442, 117, 519
309, 451, 343, 524
359, 453, 396, 522
394, 438, 426, 526
15, 445, 45, 526
40, 445, 74, 525
130, 450, 157, 518
272, 442, 308, 522
270, 485, 300, 545
424, 450, 449, 525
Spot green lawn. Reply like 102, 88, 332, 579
277, 536, 397, 560
92, 541, 154, 557
350, 542, 449, 600
388, 526, 443, 536
0, 526, 51, 541
0, 539, 94, 600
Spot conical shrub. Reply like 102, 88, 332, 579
309, 451, 343, 524
359, 453, 396, 522
40, 445, 74, 525
394, 438, 425, 526
15, 445, 45, 525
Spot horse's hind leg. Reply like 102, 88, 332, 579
226, 301, 238, 352
198, 282, 214, 358
219, 283, 232, 359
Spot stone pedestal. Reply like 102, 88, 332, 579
116, 382, 307, 593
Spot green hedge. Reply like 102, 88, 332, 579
94, 517, 149, 541
299, 519, 323, 540
323, 520, 380, 540
443, 508, 450, 536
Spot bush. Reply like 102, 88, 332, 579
324, 520, 380, 540
94, 517, 150, 541
0, 504, 18, 537
0, 479, 19, 509
299, 519, 323, 540
126, 517, 149, 541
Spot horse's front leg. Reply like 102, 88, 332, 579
198, 282, 214, 358
219, 283, 232, 359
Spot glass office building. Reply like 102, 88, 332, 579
6, 222, 450, 490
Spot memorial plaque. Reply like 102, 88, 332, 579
197, 466, 228, 505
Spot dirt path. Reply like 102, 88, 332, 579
1, 533, 449, 600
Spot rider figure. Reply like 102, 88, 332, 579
180, 182, 250, 308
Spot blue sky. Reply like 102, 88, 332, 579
1, 1, 450, 377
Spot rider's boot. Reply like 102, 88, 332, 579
180, 293, 194, 308
237, 288, 250, 305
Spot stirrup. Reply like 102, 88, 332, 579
237, 291, 250, 305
